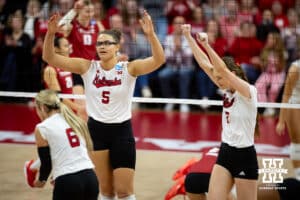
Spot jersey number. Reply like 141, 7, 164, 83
66, 128, 80, 148
65, 76, 73, 88
225, 111, 230, 124
83, 34, 92, 45
101, 91, 110, 104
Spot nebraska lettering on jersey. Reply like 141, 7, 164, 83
223, 93, 235, 108
92, 65, 123, 88
93, 75, 121, 88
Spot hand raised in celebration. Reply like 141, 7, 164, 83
196, 32, 209, 46
47, 14, 62, 34
181, 24, 191, 36
139, 10, 154, 36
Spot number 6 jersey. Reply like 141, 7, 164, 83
82, 61, 137, 123
36, 113, 94, 180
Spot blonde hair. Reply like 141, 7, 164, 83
35, 90, 93, 151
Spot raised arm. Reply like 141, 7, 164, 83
42, 14, 90, 75
276, 64, 299, 135
128, 11, 165, 76
58, 0, 83, 37
198, 32, 252, 98
181, 24, 219, 86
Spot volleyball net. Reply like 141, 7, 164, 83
0, 91, 299, 109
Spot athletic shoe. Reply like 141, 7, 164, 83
24, 160, 38, 187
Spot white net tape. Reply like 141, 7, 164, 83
0, 91, 300, 109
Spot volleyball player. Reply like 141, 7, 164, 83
43, 35, 87, 120
59, 0, 104, 118
182, 24, 259, 200
166, 147, 236, 200
42, 10, 165, 200
26, 89, 98, 200
276, 58, 300, 181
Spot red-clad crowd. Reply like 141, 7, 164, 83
0, 0, 299, 115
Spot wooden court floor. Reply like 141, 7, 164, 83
0, 143, 295, 200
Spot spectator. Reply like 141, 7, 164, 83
229, 21, 263, 84
121, 0, 141, 43
166, 0, 195, 24
255, 32, 286, 116
271, 0, 289, 31
91, 0, 106, 31
258, 0, 295, 13
189, 6, 206, 37
281, 8, 300, 66
0, 10, 32, 98
256, 9, 280, 43
158, 16, 194, 113
238, 0, 261, 25
140, 0, 167, 43
202, 0, 223, 21
24, 0, 41, 40
218, 0, 241, 47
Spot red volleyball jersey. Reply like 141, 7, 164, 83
44, 66, 73, 94
188, 147, 219, 174
68, 19, 99, 59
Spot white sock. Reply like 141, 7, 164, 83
100, 194, 116, 200
295, 168, 300, 181
118, 194, 136, 200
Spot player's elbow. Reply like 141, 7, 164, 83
156, 54, 166, 67
42, 52, 53, 64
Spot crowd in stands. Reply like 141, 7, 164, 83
0, 0, 299, 114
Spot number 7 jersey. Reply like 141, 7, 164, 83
221, 85, 258, 148
82, 61, 137, 123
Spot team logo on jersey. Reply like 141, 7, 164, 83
115, 64, 123, 75
93, 74, 121, 88
223, 94, 235, 108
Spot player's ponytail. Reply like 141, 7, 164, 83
35, 90, 93, 151
60, 103, 94, 151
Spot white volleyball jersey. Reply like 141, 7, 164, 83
289, 60, 300, 104
36, 113, 94, 180
82, 61, 136, 123
221, 85, 258, 148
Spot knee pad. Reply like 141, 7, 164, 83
118, 194, 136, 200
290, 143, 300, 160
100, 194, 116, 200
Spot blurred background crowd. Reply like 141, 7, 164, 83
0, 0, 299, 114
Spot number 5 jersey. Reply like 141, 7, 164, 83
82, 61, 137, 123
